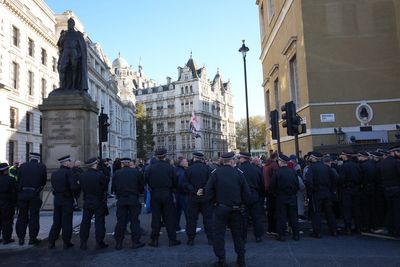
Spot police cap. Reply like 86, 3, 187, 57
278, 154, 290, 163
370, 151, 383, 157
85, 157, 98, 166
238, 151, 251, 159
29, 152, 41, 159
221, 152, 235, 160
358, 152, 369, 157
58, 155, 71, 163
155, 148, 167, 157
120, 157, 131, 163
0, 163, 9, 172
192, 152, 204, 159
341, 150, 355, 156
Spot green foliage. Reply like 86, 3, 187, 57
136, 103, 154, 159
236, 115, 266, 151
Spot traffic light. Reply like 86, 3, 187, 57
281, 101, 296, 136
99, 111, 110, 142
270, 110, 279, 140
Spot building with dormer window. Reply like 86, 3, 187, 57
135, 55, 236, 159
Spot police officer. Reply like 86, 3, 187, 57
16, 152, 47, 245
380, 146, 400, 238
0, 163, 17, 244
237, 151, 264, 243
113, 157, 145, 250
8, 161, 19, 183
184, 152, 213, 246
338, 150, 361, 235
48, 155, 80, 249
79, 157, 108, 250
305, 152, 337, 238
370, 151, 386, 230
358, 152, 376, 232
205, 152, 250, 267
270, 154, 300, 241
145, 148, 181, 247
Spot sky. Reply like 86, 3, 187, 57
45, 0, 265, 120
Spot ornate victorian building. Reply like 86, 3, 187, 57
135, 55, 236, 159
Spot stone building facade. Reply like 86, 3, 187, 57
0, 2, 136, 163
256, 0, 400, 155
135, 56, 236, 159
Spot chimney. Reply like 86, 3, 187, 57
166, 76, 171, 85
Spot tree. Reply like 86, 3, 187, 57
236, 115, 266, 152
136, 103, 154, 160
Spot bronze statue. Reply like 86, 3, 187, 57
57, 18, 88, 91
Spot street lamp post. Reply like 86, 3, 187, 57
239, 40, 251, 153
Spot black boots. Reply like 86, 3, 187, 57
148, 239, 159, 247
169, 239, 181, 247
96, 241, 109, 250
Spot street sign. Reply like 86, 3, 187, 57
320, 114, 335, 123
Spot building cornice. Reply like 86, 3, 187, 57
3, 0, 57, 47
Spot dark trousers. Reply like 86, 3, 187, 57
212, 206, 245, 260
244, 199, 264, 239
174, 193, 188, 231
373, 189, 386, 228
266, 194, 276, 233
150, 191, 176, 241
186, 196, 212, 240
312, 197, 337, 234
114, 202, 141, 243
0, 203, 14, 241
48, 200, 73, 244
360, 191, 373, 230
16, 197, 42, 240
79, 207, 106, 244
276, 201, 298, 237
341, 191, 361, 231
385, 192, 400, 237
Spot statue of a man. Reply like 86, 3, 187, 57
57, 18, 88, 90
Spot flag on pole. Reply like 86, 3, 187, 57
189, 111, 201, 138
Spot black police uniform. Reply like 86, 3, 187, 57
305, 160, 337, 237
238, 160, 265, 241
48, 162, 80, 248
380, 154, 400, 237
184, 156, 213, 244
0, 165, 17, 244
358, 156, 377, 231
205, 153, 250, 266
371, 153, 386, 228
270, 163, 300, 240
113, 165, 144, 249
338, 157, 361, 233
145, 156, 179, 245
16, 157, 47, 244
79, 163, 108, 249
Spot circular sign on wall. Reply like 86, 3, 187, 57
355, 102, 373, 125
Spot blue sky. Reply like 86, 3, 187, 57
46, 0, 264, 120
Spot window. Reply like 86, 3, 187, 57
28, 38, 34, 56
8, 141, 16, 165
41, 78, 46, 99
11, 62, 19, 89
289, 55, 300, 108
28, 71, 34, 96
26, 112, 32, 132
25, 142, 32, 162
267, 0, 275, 22
41, 48, 47, 65
274, 78, 280, 115
52, 57, 57, 72
190, 86, 193, 93
10, 107, 17, 129
12, 26, 19, 47
39, 116, 42, 134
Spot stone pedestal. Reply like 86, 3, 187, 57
39, 89, 98, 210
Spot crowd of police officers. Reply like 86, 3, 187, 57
0, 145, 399, 267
